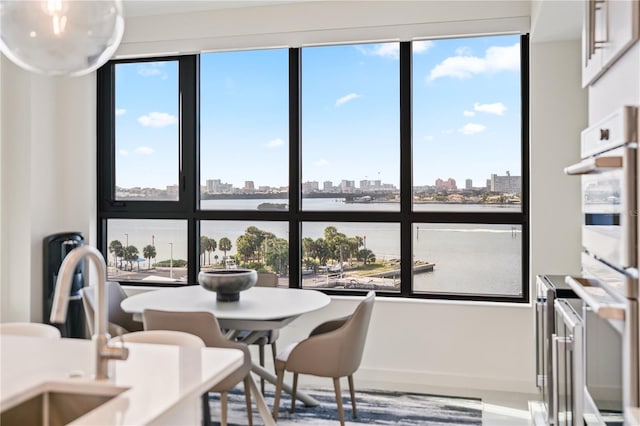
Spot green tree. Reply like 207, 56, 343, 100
124, 245, 139, 271
207, 238, 217, 265
301, 237, 314, 264
143, 244, 156, 269
237, 226, 275, 263
264, 237, 289, 276
200, 235, 213, 266
219, 237, 232, 259
108, 240, 124, 269
311, 238, 330, 265
357, 248, 376, 265
346, 236, 362, 265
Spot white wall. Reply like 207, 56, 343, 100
0, 0, 586, 396
0, 57, 96, 322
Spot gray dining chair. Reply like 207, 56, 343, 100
81, 281, 144, 337
243, 271, 280, 394
272, 290, 375, 426
142, 309, 254, 426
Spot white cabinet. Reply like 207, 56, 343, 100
582, 0, 639, 87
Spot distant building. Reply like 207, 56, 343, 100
323, 181, 333, 192
302, 181, 319, 193
360, 180, 370, 190
244, 181, 255, 191
435, 178, 457, 190
340, 180, 356, 192
166, 185, 179, 197
465, 179, 472, 190
206, 179, 233, 193
490, 172, 521, 194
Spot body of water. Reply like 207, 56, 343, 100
107, 198, 522, 296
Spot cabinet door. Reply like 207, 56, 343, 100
582, 0, 640, 87
603, 0, 639, 66
582, 0, 606, 87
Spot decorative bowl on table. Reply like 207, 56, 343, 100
198, 269, 257, 302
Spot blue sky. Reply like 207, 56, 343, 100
114, 34, 521, 190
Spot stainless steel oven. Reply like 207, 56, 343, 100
535, 274, 579, 424
553, 297, 584, 426
564, 106, 638, 270
563, 105, 639, 424
566, 254, 639, 425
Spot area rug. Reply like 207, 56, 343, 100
208, 387, 482, 425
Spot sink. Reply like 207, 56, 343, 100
1, 386, 125, 426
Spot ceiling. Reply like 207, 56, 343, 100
122, 0, 303, 18
122, 0, 583, 42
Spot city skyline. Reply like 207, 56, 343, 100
114, 34, 521, 190
116, 169, 522, 193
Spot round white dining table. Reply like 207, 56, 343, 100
120, 285, 331, 410
121, 286, 330, 331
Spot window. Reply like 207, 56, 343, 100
98, 34, 529, 302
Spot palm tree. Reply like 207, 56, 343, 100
207, 238, 216, 265
108, 240, 124, 269
219, 237, 232, 260
143, 244, 156, 269
357, 248, 376, 265
200, 235, 211, 266
124, 245, 139, 271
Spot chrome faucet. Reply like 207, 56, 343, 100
50, 245, 128, 380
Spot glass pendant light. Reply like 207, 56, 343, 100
0, 0, 124, 76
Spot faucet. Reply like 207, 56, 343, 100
50, 245, 128, 380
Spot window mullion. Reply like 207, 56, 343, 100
399, 41, 412, 297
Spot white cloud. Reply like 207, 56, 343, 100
138, 112, 177, 128
413, 40, 434, 54
459, 123, 487, 135
424, 135, 434, 141
357, 43, 399, 59
463, 110, 475, 117
455, 46, 472, 56
357, 41, 433, 60
137, 63, 168, 79
428, 43, 520, 81
115, 108, 126, 116
441, 129, 455, 135
335, 93, 361, 107
135, 146, 155, 155
119, 149, 128, 156
474, 102, 506, 116
314, 159, 329, 167
265, 138, 285, 148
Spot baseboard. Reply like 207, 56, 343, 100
353, 366, 538, 397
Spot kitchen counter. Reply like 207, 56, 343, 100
0, 335, 243, 425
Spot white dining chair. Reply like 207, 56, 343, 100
116, 330, 205, 347
142, 309, 254, 426
272, 291, 375, 426
110, 330, 212, 425
81, 281, 144, 337
0, 322, 61, 338
240, 271, 280, 394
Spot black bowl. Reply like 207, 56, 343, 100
198, 269, 257, 302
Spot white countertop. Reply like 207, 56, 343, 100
0, 335, 243, 425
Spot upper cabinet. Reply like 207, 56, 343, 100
582, 0, 639, 87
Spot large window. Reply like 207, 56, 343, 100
98, 34, 529, 302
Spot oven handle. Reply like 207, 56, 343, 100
565, 276, 626, 320
563, 156, 623, 175
552, 333, 572, 425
